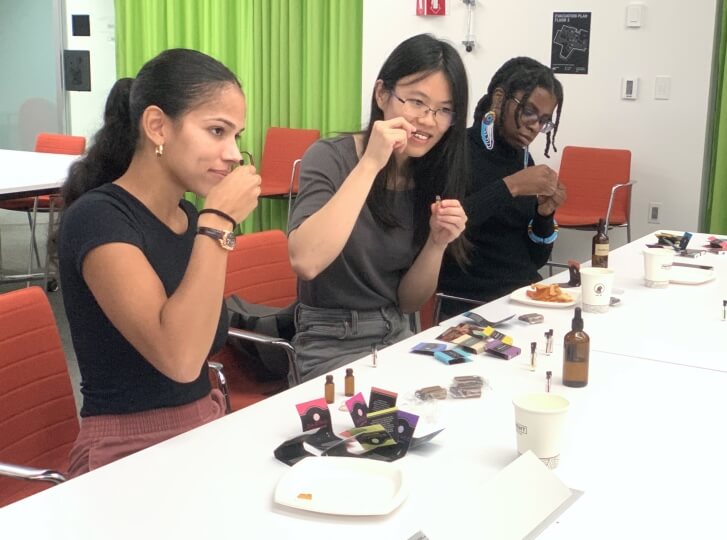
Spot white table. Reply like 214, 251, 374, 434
0, 149, 78, 201
470, 231, 727, 372
0, 232, 725, 539
0, 148, 79, 282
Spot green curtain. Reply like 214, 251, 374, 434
114, 0, 362, 233
706, 3, 727, 234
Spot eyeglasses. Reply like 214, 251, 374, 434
391, 91, 455, 127
511, 96, 555, 134
240, 151, 255, 167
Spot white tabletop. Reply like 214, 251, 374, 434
1, 232, 725, 539
0, 148, 79, 200
468, 231, 727, 372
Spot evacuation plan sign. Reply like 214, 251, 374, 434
551, 12, 591, 75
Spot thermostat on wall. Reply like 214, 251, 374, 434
621, 77, 638, 100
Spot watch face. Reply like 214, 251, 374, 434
221, 232, 236, 250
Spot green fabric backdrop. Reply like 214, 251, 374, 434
706, 4, 727, 234
114, 0, 362, 233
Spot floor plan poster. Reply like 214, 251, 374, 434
551, 12, 591, 74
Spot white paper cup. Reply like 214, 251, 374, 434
580, 267, 615, 313
643, 248, 674, 288
513, 393, 569, 469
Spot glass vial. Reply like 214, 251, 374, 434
344, 368, 355, 397
563, 307, 590, 387
591, 218, 609, 268
324, 375, 335, 403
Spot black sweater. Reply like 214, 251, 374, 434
438, 125, 555, 315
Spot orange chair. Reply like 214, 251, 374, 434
257, 127, 320, 224
0, 286, 79, 507
555, 146, 635, 242
208, 229, 300, 412
0, 133, 86, 288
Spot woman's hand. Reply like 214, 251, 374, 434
359, 117, 415, 171
204, 164, 261, 224
429, 198, 467, 247
537, 182, 567, 216
503, 164, 558, 197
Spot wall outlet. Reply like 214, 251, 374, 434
648, 202, 662, 224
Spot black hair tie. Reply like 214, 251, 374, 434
199, 208, 237, 229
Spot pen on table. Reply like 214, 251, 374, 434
371, 344, 378, 368
546, 371, 552, 392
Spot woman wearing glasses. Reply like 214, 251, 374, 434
288, 34, 469, 381
438, 57, 565, 317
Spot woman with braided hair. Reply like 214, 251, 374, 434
438, 57, 565, 317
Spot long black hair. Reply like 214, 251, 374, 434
61, 48, 241, 208
364, 34, 470, 265
473, 57, 563, 157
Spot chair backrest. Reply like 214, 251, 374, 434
224, 229, 297, 307
259, 127, 320, 196
555, 146, 632, 226
34, 133, 86, 155
0, 287, 79, 507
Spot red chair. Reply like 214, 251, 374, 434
0, 133, 86, 288
208, 229, 300, 412
555, 146, 635, 242
0, 286, 79, 507
257, 127, 320, 225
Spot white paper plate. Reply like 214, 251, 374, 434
669, 266, 715, 285
509, 285, 579, 309
274, 457, 408, 516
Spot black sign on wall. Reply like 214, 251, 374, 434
63, 50, 91, 92
551, 12, 591, 75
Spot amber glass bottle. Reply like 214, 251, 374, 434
344, 368, 355, 397
324, 375, 335, 403
563, 307, 590, 387
591, 218, 609, 268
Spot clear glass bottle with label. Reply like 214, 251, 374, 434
591, 218, 609, 268
563, 307, 590, 387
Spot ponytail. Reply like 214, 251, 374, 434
62, 77, 136, 208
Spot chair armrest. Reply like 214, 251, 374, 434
207, 361, 232, 414
433, 292, 485, 325
227, 328, 301, 386
0, 462, 67, 485
605, 180, 637, 230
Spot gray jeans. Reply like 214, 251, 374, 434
293, 303, 413, 382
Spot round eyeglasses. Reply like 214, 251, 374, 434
391, 91, 455, 127
511, 96, 555, 134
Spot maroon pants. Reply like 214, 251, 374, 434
68, 390, 225, 478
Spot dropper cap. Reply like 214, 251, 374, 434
571, 307, 584, 331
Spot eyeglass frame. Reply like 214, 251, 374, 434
389, 90, 456, 126
511, 96, 556, 134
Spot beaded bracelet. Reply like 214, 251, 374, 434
199, 208, 237, 229
527, 218, 559, 245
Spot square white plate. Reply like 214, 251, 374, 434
509, 285, 579, 309
274, 456, 408, 515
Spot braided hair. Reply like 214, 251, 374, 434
473, 57, 563, 157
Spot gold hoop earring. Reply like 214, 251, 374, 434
155, 144, 164, 157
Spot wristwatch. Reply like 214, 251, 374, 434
196, 226, 236, 251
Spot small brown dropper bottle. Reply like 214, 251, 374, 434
324, 375, 335, 403
563, 307, 590, 387
344, 368, 355, 397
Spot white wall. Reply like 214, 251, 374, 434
63, 0, 117, 141
362, 0, 719, 261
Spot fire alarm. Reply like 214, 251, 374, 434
416, 0, 446, 16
